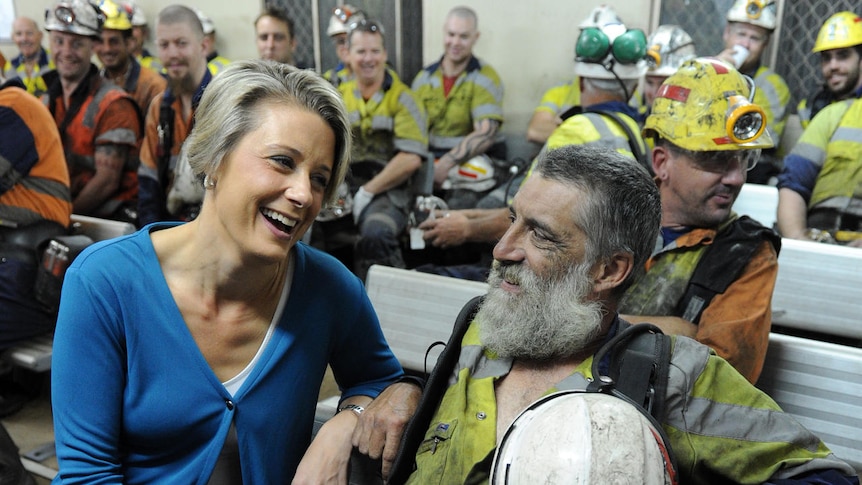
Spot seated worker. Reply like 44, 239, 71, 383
776, 82, 862, 247
0, 85, 71, 415
324, 19, 428, 280
366, 144, 860, 485
95, 0, 166, 116
415, 8, 649, 281
137, 5, 212, 226
4, 16, 54, 96
714, 0, 790, 184
797, 12, 862, 128
630, 24, 696, 118
411, 6, 505, 211
618, 58, 781, 384
42, 0, 142, 224
195, 8, 230, 76
322, 5, 365, 87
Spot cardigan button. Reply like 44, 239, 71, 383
225, 399, 235, 410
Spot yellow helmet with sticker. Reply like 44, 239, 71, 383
643, 57, 774, 151
813, 11, 862, 53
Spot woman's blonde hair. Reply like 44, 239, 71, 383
183, 59, 351, 204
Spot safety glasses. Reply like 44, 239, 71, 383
575, 26, 647, 65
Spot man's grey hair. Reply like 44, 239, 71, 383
534, 144, 661, 294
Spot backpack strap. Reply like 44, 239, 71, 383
156, 90, 175, 191
677, 216, 781, 324
388, 295, 484, 485
587, 321, 678, 478
588, 322, 671, 420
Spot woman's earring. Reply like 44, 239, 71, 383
204, 174, 216, 189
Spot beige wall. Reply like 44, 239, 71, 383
421, 1, 656, 136
2, 0, 656, 136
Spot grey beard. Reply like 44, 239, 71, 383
477, 259, 603, 362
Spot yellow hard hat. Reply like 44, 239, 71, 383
100, 0, 132, 31
726, 0, 777, 31
644, 57, 774, 151
813, 11, 862, 53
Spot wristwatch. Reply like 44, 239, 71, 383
338, 403, 365, 417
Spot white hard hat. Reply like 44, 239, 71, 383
194, 8, 215, 35
125, 1, 146, 26
574, 12, 647, 81
491, 392, 677, 485
578, 5, 623, 29
726, 0, 777, 31
316, 181, 353, 222
443, 155, 497, 192
326, 4, 365, 37
44, 0, 105, 38
645, 25, 696, 77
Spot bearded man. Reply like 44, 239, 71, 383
349, 144, 860, 485
137, 4, 212, 226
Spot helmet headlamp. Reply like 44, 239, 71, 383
55, 5, 76, 25
745, 0, 764, 19
724, 75, 766, 144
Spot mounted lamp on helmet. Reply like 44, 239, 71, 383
45, 0, 105, 38
643, 57, 773, 151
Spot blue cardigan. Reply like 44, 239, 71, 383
51, 224, 403, 484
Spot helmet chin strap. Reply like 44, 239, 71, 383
603, 58, 633, 102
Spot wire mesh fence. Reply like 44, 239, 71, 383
659, 0, 860, 113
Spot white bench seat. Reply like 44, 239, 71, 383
772, 238, 862, 342
757, 333, 862, 471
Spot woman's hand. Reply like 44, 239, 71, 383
292, 410, 358, 485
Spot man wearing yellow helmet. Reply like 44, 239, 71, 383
797, 11, 862, 128
715, 0, 790, 184
777, 12, 862, 248
619, 57, 781, 384
95, 0, 165, 115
